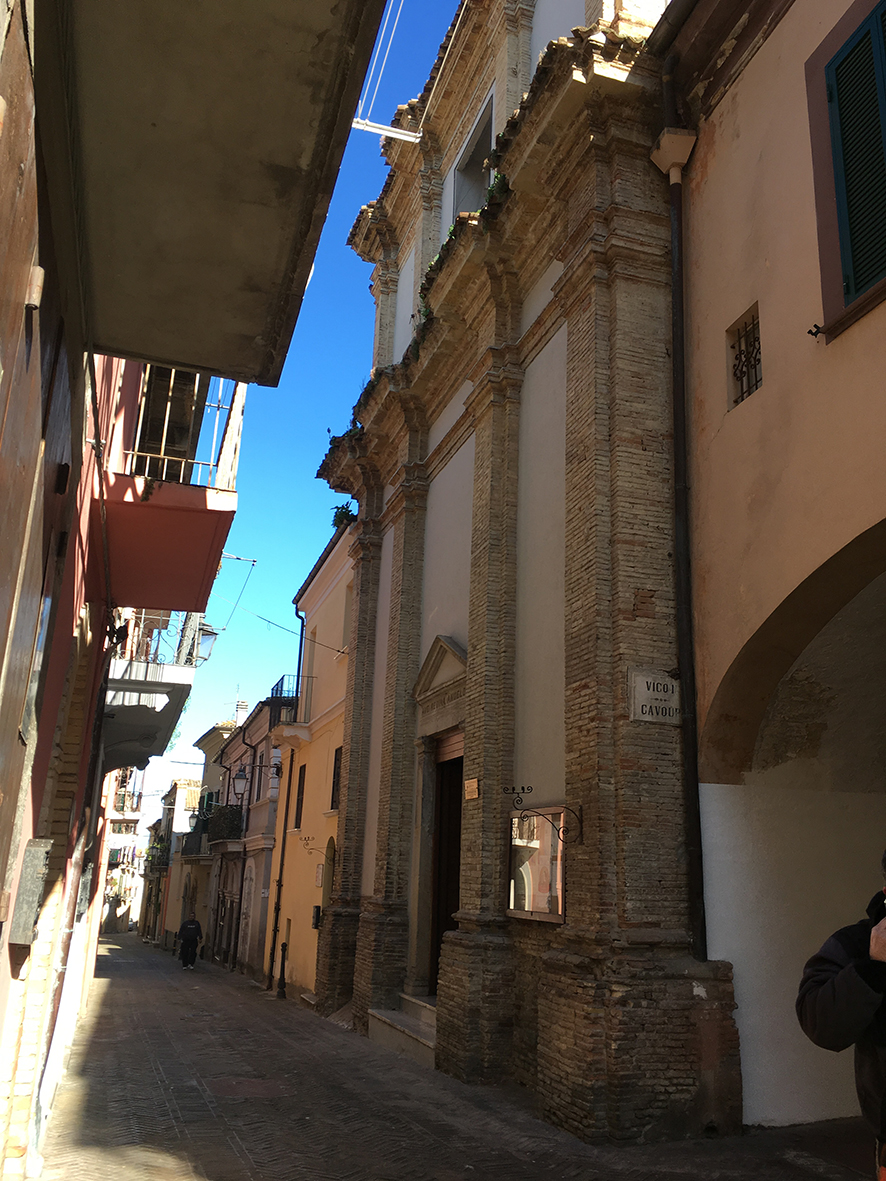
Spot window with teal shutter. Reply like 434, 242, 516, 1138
827, 2, 886, 303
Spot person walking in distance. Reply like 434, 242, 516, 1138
178, 911, 202, 970
797, 852, 886, 1180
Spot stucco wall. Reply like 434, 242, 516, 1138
686, 0, 886, 729
392, 245, 416, 363
427, 381, 472, 455
530, 0, 585, 71
421, 437, 474, 662
514, 328, 566, 806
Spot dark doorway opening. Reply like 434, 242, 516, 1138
429, 755, 462, 994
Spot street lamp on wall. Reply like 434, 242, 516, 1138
232, 766, 249, 801
196, 624, 218, 664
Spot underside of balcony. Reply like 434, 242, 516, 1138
103, 658, 195, 773
36, 0, 386, 384
88, 474, 235, 612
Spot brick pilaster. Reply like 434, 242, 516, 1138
352, 448, 429, 1031
435, 353, 521, 1082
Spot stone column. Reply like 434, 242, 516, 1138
435, 350, 522, 1083
314, 520, 383, 1016
352, 447, 429, 1031
404, 735, 437, 996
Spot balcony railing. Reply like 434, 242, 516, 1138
181, 831, 209, 858
113, 791, 142, 814
268, 673, 313, 727
118, 609, 216, 668
123, 368, 243, 491
144, 845, 170, 872
207, 805, 242, 843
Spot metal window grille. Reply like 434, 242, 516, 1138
730, 311, 762, 405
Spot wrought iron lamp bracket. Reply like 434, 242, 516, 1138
503, 786, 583, 844
518, 805, 583, 845
299, 835, 334, 864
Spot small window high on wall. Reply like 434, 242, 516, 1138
454, 100, 493, 217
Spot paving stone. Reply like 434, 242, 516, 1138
39, 936, 871, 1180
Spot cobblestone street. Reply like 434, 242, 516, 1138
39, 936, 873, 1181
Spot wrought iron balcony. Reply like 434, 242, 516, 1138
268, 672, 312, 727
181, 831, 210, 858
113, 790, 142, 814
144, 845, 170, 873
207, 805, 243, 843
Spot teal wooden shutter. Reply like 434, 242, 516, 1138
827, 3, 886, 303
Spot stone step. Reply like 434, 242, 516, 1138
367, 1007, 435, 1069
398, 993, 436, 1031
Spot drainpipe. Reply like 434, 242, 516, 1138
650, 62, 705, 961
231, 736, 255, 973
293, 606, 306, 721
266, 749, 295, 989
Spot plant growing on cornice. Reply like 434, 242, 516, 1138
486, 172, 510, 204
332, 503, 357, 529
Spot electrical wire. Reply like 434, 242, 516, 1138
363, 0, 406, 125
357, 0, 394, 119
419, 1, 468, 128
210, 594, 345, 655
218, 559, 256, 631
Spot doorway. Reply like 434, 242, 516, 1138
429, 755, 462, 994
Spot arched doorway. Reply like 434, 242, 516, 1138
700, 566, 886, 1125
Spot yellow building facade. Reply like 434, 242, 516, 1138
265, 526, 353, 999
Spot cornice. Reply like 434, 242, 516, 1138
666, 0, 795, 121
494, 38, 658, 204
464, 348, 524, 423
348, 197, 398, 265
244, 833, 276, 854
381, 461, 429, 527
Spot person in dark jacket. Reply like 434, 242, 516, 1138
797, 855, 886, 1179
178, 912, 202, 970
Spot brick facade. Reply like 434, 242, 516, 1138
317, 1, 741, 1142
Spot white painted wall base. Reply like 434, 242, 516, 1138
700, 782, 886, 1126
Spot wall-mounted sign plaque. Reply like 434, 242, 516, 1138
464, 778, 479, 800
629, 668, 681, 725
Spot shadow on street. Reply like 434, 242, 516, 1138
39, 935, 872, 1181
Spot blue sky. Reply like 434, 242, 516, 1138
138, 2, 459, 820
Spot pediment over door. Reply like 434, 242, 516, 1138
414, 636, 467, 735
